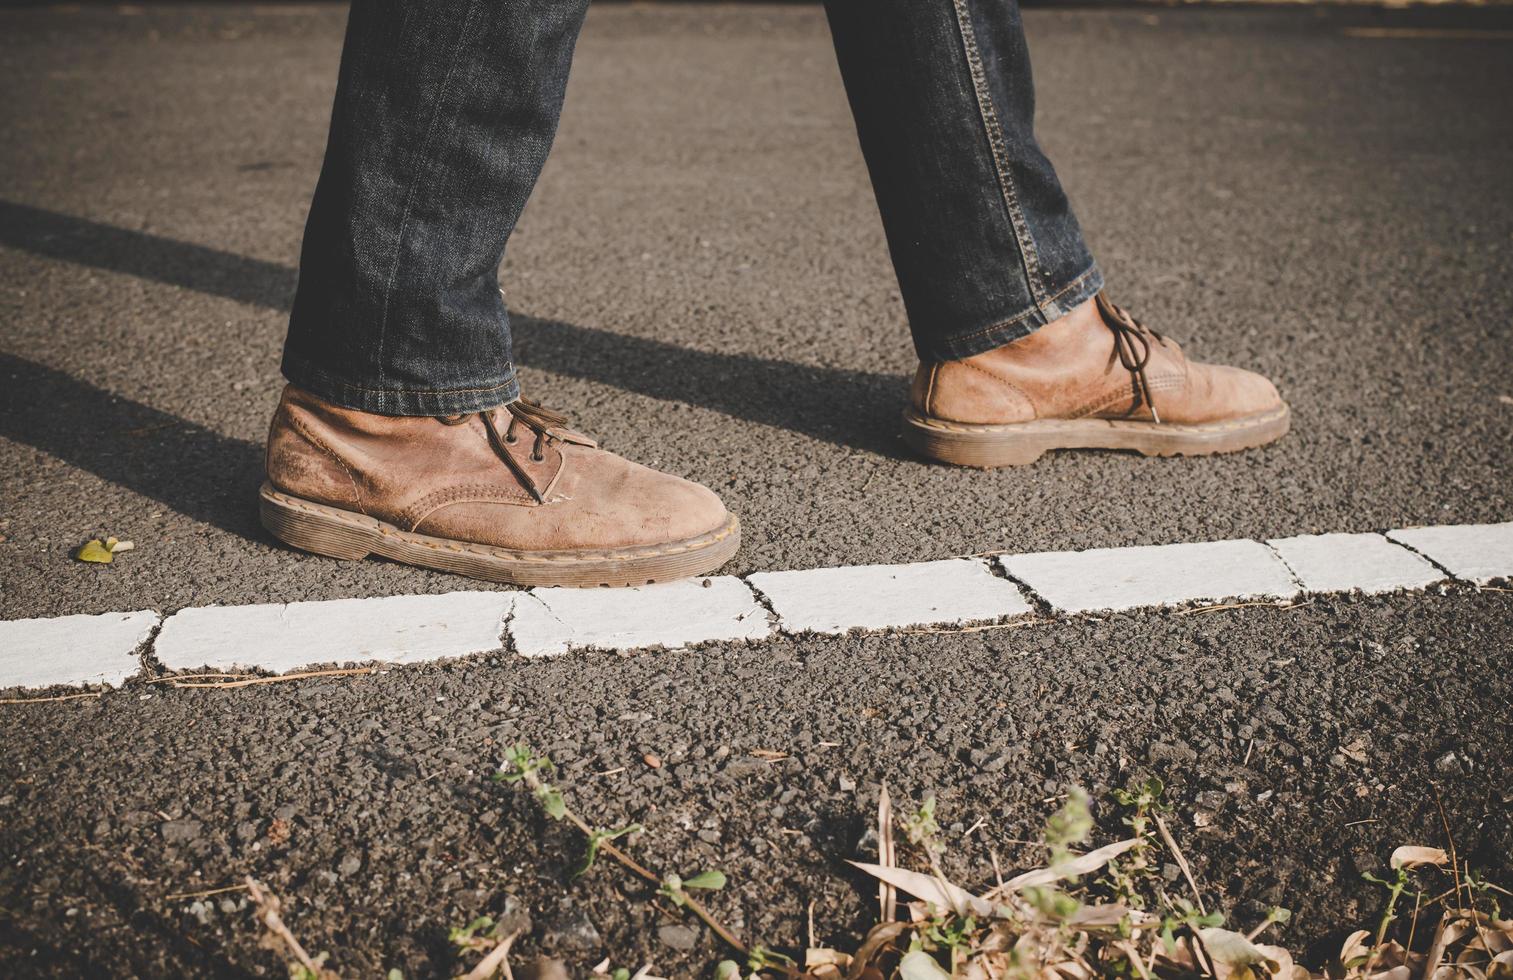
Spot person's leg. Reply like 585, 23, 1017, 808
824, 0, 1288, 467
263, 0, 738, 586
824, 0, 1100, 361
282, 0, 587, 416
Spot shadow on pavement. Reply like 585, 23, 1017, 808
0, 352, 267, 539
0, 200, 906, 477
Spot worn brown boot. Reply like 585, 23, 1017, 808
260, 385, 738, 587
901, 292, 1289, 467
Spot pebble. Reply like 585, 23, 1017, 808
644, 753, 662, 769
541, 906, 602, 953
160, 819, 202, 844
658, 924, 700, 950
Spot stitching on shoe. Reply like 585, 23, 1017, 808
955, 360, 1038, 420
288, 413, 367, 516
1070, 372, 1188, 420
400, 484, 538, 531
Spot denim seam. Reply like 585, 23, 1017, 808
943, 264, 1102, 350
302, 379, 516, 397
948, 0, 1048, 308
373, 0, 484, 389
283, 352, 520, 415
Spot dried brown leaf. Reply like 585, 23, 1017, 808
992, 837, 1143, 893
1197, 928, 1281, 978
845, 921, 910, 980
1391, 846, 1450, 870
847, 862, 995, 917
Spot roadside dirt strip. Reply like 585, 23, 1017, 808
3, 520, 1508, 693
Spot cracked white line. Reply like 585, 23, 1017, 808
1, 520, 1509, 691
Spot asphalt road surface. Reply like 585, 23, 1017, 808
1, 3, 1510, 978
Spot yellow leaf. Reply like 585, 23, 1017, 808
75, 539, 115, 563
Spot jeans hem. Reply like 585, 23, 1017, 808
281, 353, 520, 416
923, 263, 1105, 363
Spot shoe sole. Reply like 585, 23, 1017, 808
258, 481, 741, 588
900, 403, 1290, 468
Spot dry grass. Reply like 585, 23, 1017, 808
242, 752, 1510, 980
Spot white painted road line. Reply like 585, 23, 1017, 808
1387, 522, 1513, 585
0, 610, 158, 689
747, 559, 1030, 635
509, 577, 771, 657
2, 519, 1510, 693
1001, 539, 1299, 614
1268, 532, 1444, 595
153, 592, 514, 673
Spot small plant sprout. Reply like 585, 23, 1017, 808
577, 823, 644, 878
448, 915, 501, 953
900, 795, 944, 856
1107, 777, 1166, 911
1043, 789, 1094, 868
243, 878, 337, 980
498, 744, 798, 977
659, 870, 729, 907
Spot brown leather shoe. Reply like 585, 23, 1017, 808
260, 385, 739, 587
901, 292, 1289, 467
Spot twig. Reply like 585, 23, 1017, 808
517, 768, 775, 973
165, 882, 251, 902
900, 619, 1045, 636
1344, 819, 1379, 828
1116, 940, 1154, 980
1422, 915, 1452, 980
1430, 783, 1465, 917
1174, 598, 1312, 618
163, 666, 380, 689
0, 690, 104, 705
878, 785, 898, 923
245, 877, 325, 976
461, 928, 521, 980
1153, 813, 1205, 915
1406, 888, 1423, 955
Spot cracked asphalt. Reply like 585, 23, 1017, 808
0, 3, 1510, 977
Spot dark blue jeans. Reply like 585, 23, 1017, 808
283, 0, 1102, 416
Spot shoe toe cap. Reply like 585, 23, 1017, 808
1191, 363, 1284, 421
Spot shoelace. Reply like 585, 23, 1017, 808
1095, 291, 1167, 424
441, 398, 577, 503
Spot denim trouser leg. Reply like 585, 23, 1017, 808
824, 0, 1103, 362
282, 0, 1100, 414
282, 0, 590, 416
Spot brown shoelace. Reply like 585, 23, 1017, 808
1095, 291, 1167, 424
442, 398, 580, 503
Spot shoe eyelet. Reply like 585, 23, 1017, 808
531, 452, 544, 462
504, 433, 517, 444
439, 413, 470, 426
